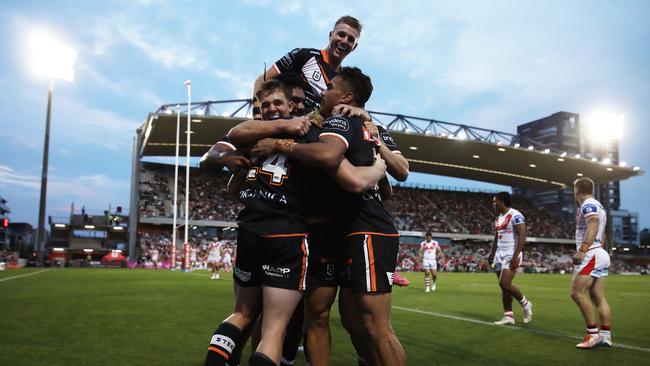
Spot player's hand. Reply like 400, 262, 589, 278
223, 155, 251, 173
487, 254, 495, 264
250, 138, 276, 161
373, 155, 387, 174
333, 104, 371, 121
363, 120, 380, 139
509, 255, 520, 271
281, 117, 310, 136
573, 251, 585, 265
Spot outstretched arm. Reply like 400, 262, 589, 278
227, 117, 311, 146
331, 156, 386, 194
251, 135, 347, 171
253, 66, 281, 99
199, 143, 250, 173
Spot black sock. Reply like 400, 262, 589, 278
250, 352, 277, 366
280, 341, 298, 365
204, 322, 242, 366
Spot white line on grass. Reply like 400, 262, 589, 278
392, 305, 650, 353
0, 269, 52, 283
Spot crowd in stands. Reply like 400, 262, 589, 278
139, 163, 573, 239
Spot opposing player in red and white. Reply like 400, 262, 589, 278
571, 177, 612, 349
488, 192, 533, 325
418, 232, 445, 292
207, 238, 223, 280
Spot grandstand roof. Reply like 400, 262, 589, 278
138, 104, 643, 191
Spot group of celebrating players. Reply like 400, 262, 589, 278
198, 15, 613, 366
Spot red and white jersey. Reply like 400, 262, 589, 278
208, 241, 223, 257
420, 240, 439, 261
495, 208, 525, 250
575, 197, 606, 251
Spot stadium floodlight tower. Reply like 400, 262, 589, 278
584, 111, 625, 251
27, 30, 77, 263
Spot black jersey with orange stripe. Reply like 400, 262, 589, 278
274, 48, 337, 112
319, 114, 398, 235
236, 125, 321, 235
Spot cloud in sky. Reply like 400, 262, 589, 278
1, 0, 648, 227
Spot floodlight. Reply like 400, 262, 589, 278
584, 112, 624, 144
27, 30, 77, 82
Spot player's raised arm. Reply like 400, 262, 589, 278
253, 66, 281, 100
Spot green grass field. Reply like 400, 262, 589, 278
1, 268, 649, 365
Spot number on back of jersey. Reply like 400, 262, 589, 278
248, 153, 291, 186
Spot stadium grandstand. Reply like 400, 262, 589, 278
123, 99, 645, 273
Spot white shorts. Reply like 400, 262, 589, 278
575, 247, 610, 278
222, 255, 232, 264
207, 256, 221, 264
422, 259, 437, 271
493, 249, 522, 272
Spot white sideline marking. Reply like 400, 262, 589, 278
392, 305, 650, 353
0, 269, 52, 283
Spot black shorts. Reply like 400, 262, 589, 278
307, 224, 343, 288
340, 232, 399, 293
233, 229, 309, 290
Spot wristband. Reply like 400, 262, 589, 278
274, 139, 296, 154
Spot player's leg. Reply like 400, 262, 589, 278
306, 285, 338, 366
493, 270, 514, 325
423, 267, 431, 292
571, 274, 601, 348
356, 292, 406, 366
204, 283, 262, 366
339, 286, 381, 366
347, 234, 405, 366
254, 286, 303, 364
431, 267, 438, 291
278, 299, 304, 366
589, 277, 612, 345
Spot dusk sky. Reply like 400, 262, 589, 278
1, 0, 648, 228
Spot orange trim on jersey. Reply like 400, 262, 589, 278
321, 49, 330, 65
260, 233, 308, 238
208, 346, 229, 360
346, 231, 400, 238
367, 235, 377, 292
317, 62, 331, 85
299, 238, 308, 291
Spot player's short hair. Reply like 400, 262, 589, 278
258, 79, 292, 101
335, 15, 362, 33
425, 232, 432, 237
495, 191, 511, 207
337, 66, 373, 107
574, 177, 595, 195
277, 72, 304, 92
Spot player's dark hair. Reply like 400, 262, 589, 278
258, 79, 292, 101
574, 177, 595, 195
426, 232, 432, 237
337, 66, 373, 107
335, 15, 362, 32
277, 72, 304, 92
495, 191, 511, 207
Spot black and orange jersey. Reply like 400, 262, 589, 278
319, 114, 398, 235
235, 127, 319, 236
274, 48, 337, 112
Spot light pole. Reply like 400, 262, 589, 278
28, 31, 77, 264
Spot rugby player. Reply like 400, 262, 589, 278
488, 192, 533, 325
570, 177, 612, 348
204, 79, 386, 366
253, 16, 362, 113
252, 67, 407, 366
418, 232, 445, 292
206, 238, 222, 279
